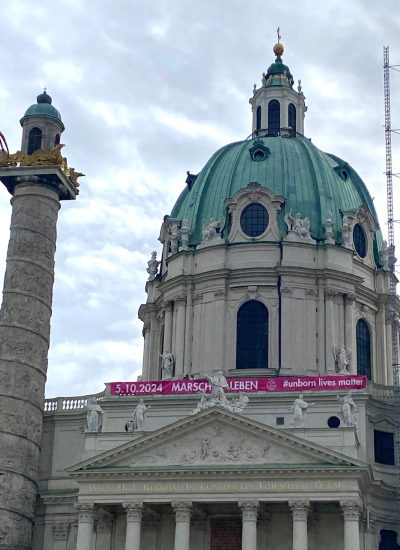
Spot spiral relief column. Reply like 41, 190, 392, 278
0, 93, 79, 550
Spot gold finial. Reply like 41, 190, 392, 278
273, 26, 284, 57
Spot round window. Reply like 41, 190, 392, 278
240, 203, 269, 237
327, 416, 341, 429
353, 223, 367, 258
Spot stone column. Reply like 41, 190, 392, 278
239, 501, 259, 550
52, 522, 70, 550
341, 501, 361, 550
344, 294, 356, 374
325, 290, 336, 373
289, 501, 310, 550
142, 320, 151, 379
163, 302, 173, 354
76, 503, 95, 550
183, 289, 193, 373
376, 300, 387, 385
123, 502, 143, 550
172, 501, 192, 550
174, 296, 187, 376
0, 182, 61, 546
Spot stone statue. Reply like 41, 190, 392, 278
206, 370, 229, 405
85, 397, 103, 433
160, 352, 175, 378
341, 215, 351, 247
179, 219, 191, 250
297, 79, 303, 93
202, 218, 221, 242
146, 251, 159, 281
191, 377, 250, 415
324, 210, 335, 244
131, 398, 150, 431
284, 210, 312, 240
381, 240, 389, 270
289, 394, 314, 428
333, 345, 351, 375
231, 392, 249, 413
337, 391, 357, 427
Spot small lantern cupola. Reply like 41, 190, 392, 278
249, 31, 307, 136
20, 90, 65, 154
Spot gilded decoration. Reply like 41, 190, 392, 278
0, 144, 84, 193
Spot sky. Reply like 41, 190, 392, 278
0, 0, 399, 398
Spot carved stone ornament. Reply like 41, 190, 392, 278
201, 218, 223, 243
128, 421, 298, 467
179, 219, 191, 251
172, 501, 192, 522
123, 502, 143, 522
239, 501, 259, 521
53, 523, 70, 541
289, 501, 310, 520
191, 372, 249, 415
146, 251, 160, 281
324, 210, 335, 245
76, 503, 95, 522
284, 210, 315, 243
340, 501, 362, 521
341, 215, 352, 248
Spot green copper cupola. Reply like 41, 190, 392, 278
249, 36, 307, 136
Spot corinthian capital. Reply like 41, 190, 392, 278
75, 503, 95, 522
289, 500, 310, 520
123, 502, 143, 522
340, 500, 362, 521
172, 501, 192, 522
239, 501, 259, 521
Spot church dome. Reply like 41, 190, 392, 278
20, 91, 64, 128
170, 133, 383, 263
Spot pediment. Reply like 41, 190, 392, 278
70, 408, 365, 474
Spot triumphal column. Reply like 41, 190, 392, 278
0, 92, 81, 549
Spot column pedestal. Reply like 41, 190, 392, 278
172, 501, 192, 550
239, 501, 259, 550
123, 502, 143, 550
289, 501, 309, 550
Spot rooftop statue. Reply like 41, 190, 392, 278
337, 391, 358, 427
289, 394, 314, 428
85, 397, 103, 433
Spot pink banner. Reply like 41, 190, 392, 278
109, 375, 367, 396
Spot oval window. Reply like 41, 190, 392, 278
353, 223, 367, 258
240, 203, 269, 237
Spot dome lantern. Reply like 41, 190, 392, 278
249, 35, 307, 136
20, 90, 65, 155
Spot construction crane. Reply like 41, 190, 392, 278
383, 45, 400, 386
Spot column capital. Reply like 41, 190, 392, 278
289, 500, 310, 520
340, 500, 362, 520
239, 501, 259, 521
76, 503, 95, 522
123, 502, 143, 522
324, 289, 337, 299
53, 522, 70, 540
344, 293, 356, 304
172, 501, 192, 522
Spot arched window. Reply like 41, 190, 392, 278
356, 319, 371, 379
379, 530, 399, 550
27, 127, 42, 154
236, 300, 268, 369
353, 223, 367, 258
256, 106, 262, 131
54, 133, 60, 146
288, 103, 296, 135
268, 100, 280, 136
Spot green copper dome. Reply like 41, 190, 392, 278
20, 91, 64, 129
170, 134, 382, 263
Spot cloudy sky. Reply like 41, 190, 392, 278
0, 0, 399, 398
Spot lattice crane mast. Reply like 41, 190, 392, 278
383, 45, 400, 385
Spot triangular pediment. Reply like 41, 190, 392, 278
69, 408, 365, 475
